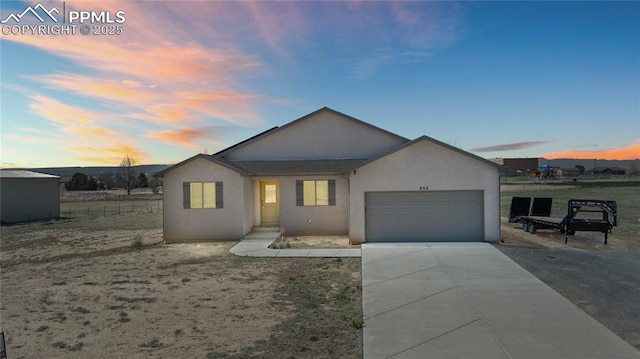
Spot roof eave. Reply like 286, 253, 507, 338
217, 107, 410, 159
244, 171, 345, 177
154, 154, 248, 177
345, 135, 500, 174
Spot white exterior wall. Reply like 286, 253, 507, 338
163, 158, 245, 242
249, 175, 349, 236
0, 178, 60, 223
225, 111, 406, 161
349, 140, 500, 244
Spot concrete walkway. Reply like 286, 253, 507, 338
230, 231, 361, 257
362, 242, 640, 359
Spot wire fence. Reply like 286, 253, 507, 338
60, 199, 163, 219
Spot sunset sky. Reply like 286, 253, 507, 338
1, 1, 638, 167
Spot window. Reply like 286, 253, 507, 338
264, 184, 277, 204
183, 182, 223, 209
296, 180, 335, 206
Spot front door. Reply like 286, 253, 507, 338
260, 181, 279, 225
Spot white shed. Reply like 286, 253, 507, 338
0, 170, 61, 224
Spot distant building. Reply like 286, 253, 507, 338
558, 168, 580, 177
496, 158, 539, 177
587, 167, 626, 176
0, 170, 60, 224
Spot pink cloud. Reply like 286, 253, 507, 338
24, 93, 148, 163
72, 141, 149, 165
145, 127, 224, 148
6, 1, 265, 128
28, 73, 158, 105
4, 1, 465, 166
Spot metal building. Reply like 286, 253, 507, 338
0, 170, 60, 224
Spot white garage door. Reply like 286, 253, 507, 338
365, 191, 484, 242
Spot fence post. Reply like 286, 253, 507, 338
1, 331, 7, 359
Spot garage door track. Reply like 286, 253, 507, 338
361, 243, 640, 359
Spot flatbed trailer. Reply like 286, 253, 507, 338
508, 197, 617, 244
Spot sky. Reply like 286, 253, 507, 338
1, 0, 638, 168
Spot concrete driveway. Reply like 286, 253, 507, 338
361, 242, 640, 359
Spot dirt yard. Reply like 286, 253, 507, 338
0, 210, 362, 358
1, 184, 638, 356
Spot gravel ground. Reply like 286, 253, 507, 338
497, 245, 640, 351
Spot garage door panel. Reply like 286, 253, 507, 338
365, 191, 483, 242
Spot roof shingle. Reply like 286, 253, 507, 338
229, 159, 365, 175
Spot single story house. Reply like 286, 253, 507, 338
587, 167, 626, 176
0, 170, 61, 224
157, 107, 500, 244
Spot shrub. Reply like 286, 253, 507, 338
131, 236, 144, 249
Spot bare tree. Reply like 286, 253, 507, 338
118, 155, 137, 195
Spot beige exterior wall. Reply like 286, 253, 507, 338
225, 110, 406, 161
163, 158, 349, 242
348, 140, 500, 244
243, 179, 256, 235
248, 175, 349, 236
0, 178, 60, 223
163, 157, 246, 242
281, 175, 348, 235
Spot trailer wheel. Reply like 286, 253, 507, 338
523, 222, 529, 232
528, 224, 537, 234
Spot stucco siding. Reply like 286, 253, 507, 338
242, 178, 255, 235
250, 175, 348, 236
225, 111, 406, 161
0, 178, 60, 223
163, 157, 245, 242
349, 140, 500, 243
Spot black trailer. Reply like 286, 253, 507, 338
508, 197, 617, 244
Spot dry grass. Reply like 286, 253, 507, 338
270, 235, 361, 249
0, 193, 362, 358
500, 183, 640, 252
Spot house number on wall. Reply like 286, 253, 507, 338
419, 186, 429, 191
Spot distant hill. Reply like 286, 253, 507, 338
14, 165, 170, 178
538, 158, 637, 170
12, 158, 639, 177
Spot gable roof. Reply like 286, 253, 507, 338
231, 159, 366, 175
155, 154, 249, 177
213, 126, 279, 157
0, 170, 59, 179
215, 107, 409, 158
347, 135, 500, 173
156, 156, 366, 177
157, 108, 497, 178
